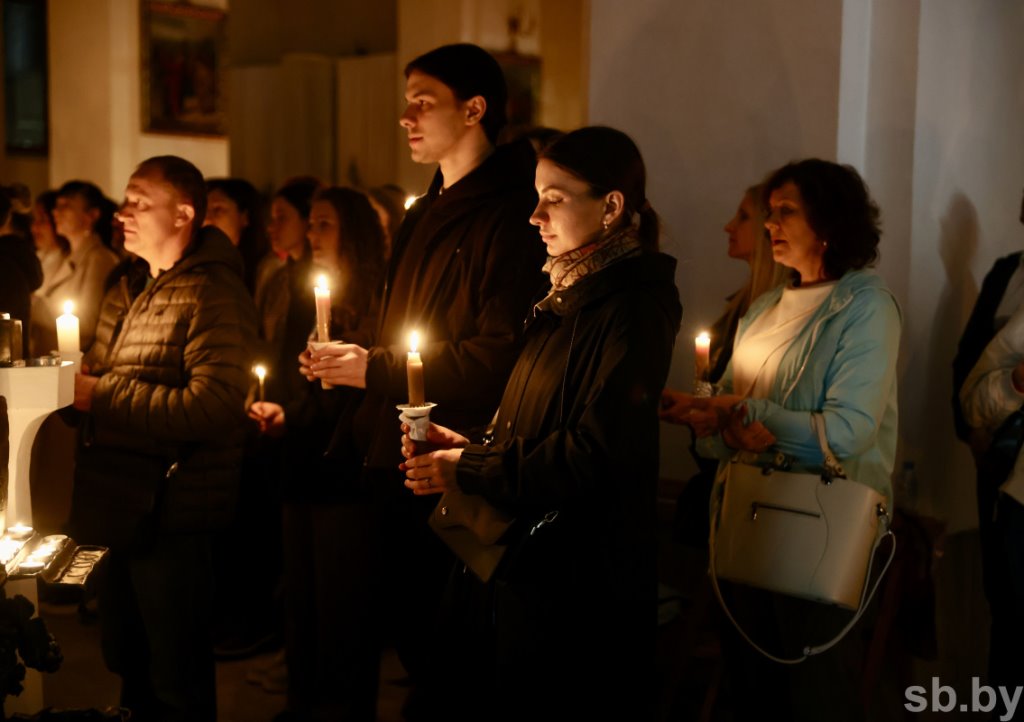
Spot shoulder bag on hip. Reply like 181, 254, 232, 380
709, 412, 896, 664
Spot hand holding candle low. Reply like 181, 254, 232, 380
399, 421, 467, 495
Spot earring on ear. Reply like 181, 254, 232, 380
602, 220, 609, 230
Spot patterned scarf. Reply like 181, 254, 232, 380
541, 226, 643, 297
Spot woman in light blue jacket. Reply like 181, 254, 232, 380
693, 159, 900, 722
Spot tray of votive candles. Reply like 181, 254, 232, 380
0, 526, 108, 585
8, 534, 76, 581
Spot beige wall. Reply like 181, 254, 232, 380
228, 0, 397, 66
46, 0, 228, 199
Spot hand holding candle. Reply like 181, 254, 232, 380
314, 275, 331, 343
407, 330, 425, 407
254, 364, 267, 402
57, 300, 81, 355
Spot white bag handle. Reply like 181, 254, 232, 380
707, 412, 896, 664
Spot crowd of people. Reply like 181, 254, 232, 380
2, 37, 1016, 722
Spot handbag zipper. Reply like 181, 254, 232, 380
750, 502, 821, 521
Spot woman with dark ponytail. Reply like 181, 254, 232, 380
399, 126, 681, 721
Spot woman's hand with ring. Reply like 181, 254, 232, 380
400, 448, 463, 495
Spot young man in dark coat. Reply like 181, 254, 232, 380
70, 155, 258, 721
301, 44, 545, 720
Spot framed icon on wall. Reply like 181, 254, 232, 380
141, 1, 226, 136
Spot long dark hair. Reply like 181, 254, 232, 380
207, 177, 269, 295
538, 126, 659, 251
312, 187, 386, 320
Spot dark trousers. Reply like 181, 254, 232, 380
716, 583, 869, 722
98, 534, 216, 722
992, 494, 1024, 694
282, 502, 378, 722
282, 470, 453, 722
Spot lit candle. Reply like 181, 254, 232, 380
254, 365, 267, 402
695, 331, 711, 382
404, 195, 418, 210
407, 331, 425, 407
314, 275, 331, 343
56, 300, 80, 354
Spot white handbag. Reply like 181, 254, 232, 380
709, 413, 895, 664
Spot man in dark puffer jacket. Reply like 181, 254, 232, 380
70, 156, 257, 721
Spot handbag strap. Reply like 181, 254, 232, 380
811, 412, 846, 479
709, 489, 895, 664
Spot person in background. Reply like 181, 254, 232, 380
259, 177, 322, 352
302, 43, 545, 720
31, 190, 70, 296
204, 177, 281, 301
365, 184, 406, 262
227, 176, 321, 692
959, 301, 1024, 707
34, 180, 120, 354
0, 183, 42, 357
251, 187, 386, 722
952, 186, 1024, 700
691, 159, 900, 721
660, 182, 786, 546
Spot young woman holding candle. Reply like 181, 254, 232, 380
399, 126, 681, 721
690, 159, 900, 721
252, 187, 386, 721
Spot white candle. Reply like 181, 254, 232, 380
407, 330, 425, 407
254, 365, 267, 402
57, 300, 80, 354
314, 275, 331, 343
695, 331, 711, 382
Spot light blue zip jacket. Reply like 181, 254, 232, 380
698, 269, 901, 500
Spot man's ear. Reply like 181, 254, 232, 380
174, 203, 196, 229
464, 95, 487, 128
86, 206, 101, 227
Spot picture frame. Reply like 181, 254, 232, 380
140, 1, 226, 136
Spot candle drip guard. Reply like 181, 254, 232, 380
397, 402, 438, 455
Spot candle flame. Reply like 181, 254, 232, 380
315, 274, 329, 290
696, 331, 710, 345
409, 330, 420, 354
63, 300, 75, 315
404, 195, 418, 210
254, 365, 267, 380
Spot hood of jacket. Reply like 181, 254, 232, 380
154, 225, 245, 286
407, 138, 537, 228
